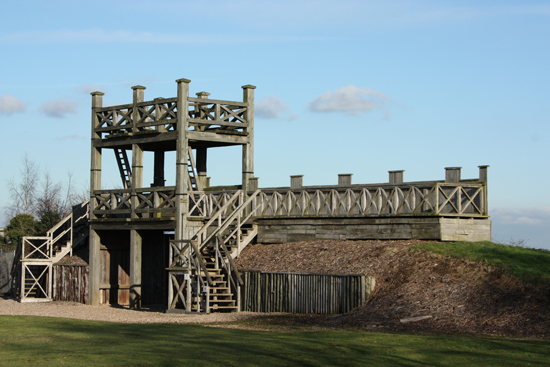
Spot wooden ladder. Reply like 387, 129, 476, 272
114, 148, 132, 189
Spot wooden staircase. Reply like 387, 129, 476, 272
12, 200, 90, 302
167, 189, 261, 313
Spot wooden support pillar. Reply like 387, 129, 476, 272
196, 147, 207, 189
479, 165, 489, 216
445, 167, 461, 183
291, 175, 303, 189
338, 174, 353, 186
242, 85, 256, 196
153, 150, 165, 187
389, 170, 404, 184
89, 91, 103, 306
175, 78, 191, 243
130, 229, 142, 309
131, 86, 145, 217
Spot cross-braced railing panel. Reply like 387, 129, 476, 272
92, 182, 486, 218
94, 104, 134, 134
22, 264, 51, 300
188, 98, 248, 132
22, 237, 51, 260
134, 98, 178, 131
187, 191, 242, 218
257, 183, 487, 218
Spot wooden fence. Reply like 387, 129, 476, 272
240, 271, 375, 314
52, 265, 89, 304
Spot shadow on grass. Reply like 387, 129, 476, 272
0, 316, 549, 366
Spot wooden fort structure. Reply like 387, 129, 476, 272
13, 78, 491, 312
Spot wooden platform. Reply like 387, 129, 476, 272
256, 217, 491, 243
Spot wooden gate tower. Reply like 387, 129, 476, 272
89, 79, 256, 310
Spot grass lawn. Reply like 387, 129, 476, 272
410, 241, 550, 285
0, 316, 549, 366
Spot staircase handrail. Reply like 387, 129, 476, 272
189, 240, 214, 286
191, 190, 243, 244
194, 189, 262, 251
216, 234, 243, 286
73, 199, 90, 225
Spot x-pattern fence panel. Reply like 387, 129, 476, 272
93, 187, 176, 218
256, 183, 486, 218
92, 182, 486, 218
188, 97, 248, 132
188, 191, 242, 218
94, 97, 248, 138
94, 103, 134, 136
134, 98, 178, 132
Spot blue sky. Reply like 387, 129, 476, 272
1, 0, 549, 249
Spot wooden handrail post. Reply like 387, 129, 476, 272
445, 167, 461, 183
241, 84, 256, 201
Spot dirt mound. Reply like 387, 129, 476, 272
235, 240, 550, 338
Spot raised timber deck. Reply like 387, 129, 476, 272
255, 217, 491, 243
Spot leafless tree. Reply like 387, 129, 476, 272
5, 155, 88, 222
6, 153, 39, 218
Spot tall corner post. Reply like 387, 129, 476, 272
131, 86, 145, 218
89, 91, 104, 305
175, 79, 191, 244
479, 165, 489, 216
242, 85, 256, 196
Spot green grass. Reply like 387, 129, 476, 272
0, 316, 549, 366
410, 241, 550, 285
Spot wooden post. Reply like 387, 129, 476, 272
242, 85, 256, 197
175, 78, 190, 247
196, 147, 207, 189
89, 91, 103, 306
131, 86, 145, 218
249, 177, 259, 192
290, 175, 303, 189
389, 170, 404, 184
478, 165, 489, 182
338, 174, 352, 186
479, 165, 489, 215
130, 229, 142, 309
445, 167, 461, 183
153, 151, 165, 186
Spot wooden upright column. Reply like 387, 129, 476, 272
130, 229, 142, 309
242, 85, 256, 195
175, 79, 191, 242
131, 86, 145, 218
89, 91, 103, 305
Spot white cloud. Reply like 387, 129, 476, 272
491, 207, 550, 226
0, 94, 26, 115
256, 95, 293, 119
75, 84, 101, 94
309, 85, 394, 116
40, 99, 78, 118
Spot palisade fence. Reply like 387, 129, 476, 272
52, 265, 89, 304
240, 271, 375, 314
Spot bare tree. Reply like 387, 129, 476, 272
6, 153, 39, 218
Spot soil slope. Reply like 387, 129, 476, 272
235, 240, 550, 338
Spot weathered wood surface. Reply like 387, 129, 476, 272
256, 217, 491, 243
53, 265, 89, 304
241, 271, 375, 314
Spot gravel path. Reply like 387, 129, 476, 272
0, 297, 268, 324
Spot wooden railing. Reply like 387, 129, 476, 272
17, 201, 91, 301
256, 182, 487, 218
94, 97, 249, 138
92, 180, 487, 219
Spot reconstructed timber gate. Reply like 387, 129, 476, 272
14, 77, 492, 311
